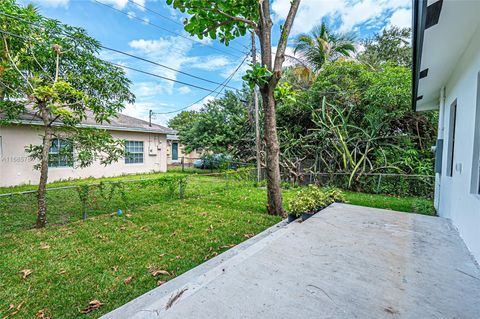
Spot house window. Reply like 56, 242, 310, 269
446, 100, 457, 177
125, 141, 144, 164
471, 74, 480, 195
49, 138, 73, 168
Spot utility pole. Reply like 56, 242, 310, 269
149, 110, 153, 127
252, 32, 262, 183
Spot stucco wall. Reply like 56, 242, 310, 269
437, 23, 480, 262
166, 140, 201, 165
0, 125, 167, 187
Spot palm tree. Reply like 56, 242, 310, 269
293, 22, 356, 72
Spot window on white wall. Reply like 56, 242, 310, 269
125, 141, 144, 164
471, 73, 480, 194
446, 100, 457, 177
48, 139, 73, 168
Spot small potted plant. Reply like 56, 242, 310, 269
288, 188, 318, 222
287, 185, 345, 222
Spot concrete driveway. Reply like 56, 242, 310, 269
101, 203, 480, 319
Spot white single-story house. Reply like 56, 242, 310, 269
0, 109, 173, 187
166, 133, 202, 165
413, 0, 480, 262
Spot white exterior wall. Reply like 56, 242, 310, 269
0, 125, 167, 187
437, 23, 480, 262
166, 140, 201, 165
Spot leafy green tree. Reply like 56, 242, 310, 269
168, 110, 200, 132
165, 0, 301, 216
170, 89, 256, 160
277, 60, 436, 192
358, 27, 412, 68
0, 0, 135, 227
294, 22, 356, 72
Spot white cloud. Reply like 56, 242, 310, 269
96, 0, 129, 10
133, 82, 165, 97
178, 86, 192, 94
220, 60, 250, 82
122, 101, 174, 126
190, 56, 232, 71
132, 0, 146, 11
127, 11, 136, 19
187, 96, 216, 112
389, 8, 412, 29
272, 46, 300, 67
196, 37, 213, 45
122, 102, 153, 121
272, 0, 411, 35
128, 36, 194, 94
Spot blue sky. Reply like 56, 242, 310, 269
18, 0, 412, 126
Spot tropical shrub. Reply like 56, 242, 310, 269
289, 186, 345, 217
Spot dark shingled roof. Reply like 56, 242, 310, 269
2, 107, 174, 134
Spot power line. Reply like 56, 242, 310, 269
0, 28, 234, 95
0, 12, 239, 91
213, 53, 249, 99
126, 0, 250, 52
102, 46, 238, 90
127, 0, 181, 26
152, 53, 250, 115
93, 0, 245, 59
110, 62, 228, 94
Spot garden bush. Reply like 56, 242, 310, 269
289, 186, 345, 217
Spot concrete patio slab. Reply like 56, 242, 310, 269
101, 203, 480, 319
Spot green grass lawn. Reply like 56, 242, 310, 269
0, 172, 434, 318
342, 191, 435, 215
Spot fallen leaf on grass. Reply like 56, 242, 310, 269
157, 280, 166, 286
58, 269, 67, 275
219, 244, 235, 249
148, 266, 170, 277
80, 300, 103, 314
126, 214, 132, 218
20, 269, 32, 279
4, 301, 25, 318
204, 251, 218, 261
124, 276, 133, 285
36, 309, 51, 319
112, 266, 119, 272
244, 233, 254, 239
120, 225, 126, 231
40, 242, 50, 250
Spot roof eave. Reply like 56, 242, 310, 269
8, 120, 170, 135
412, 0, 428, 112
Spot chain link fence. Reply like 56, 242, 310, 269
276, 157, 435, 198
0, 167, 257, 233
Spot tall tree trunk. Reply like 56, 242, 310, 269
256, 1, 285, 216
260, 85, 284, 216
36, 127, 52, 228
